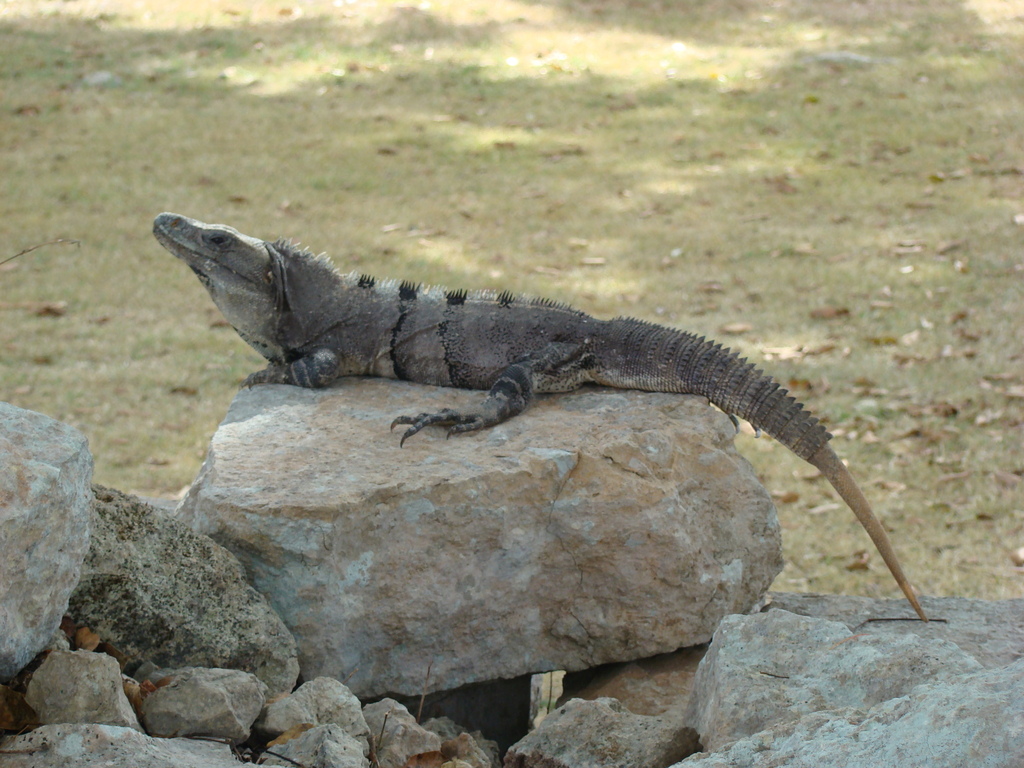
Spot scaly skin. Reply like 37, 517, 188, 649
153, 212, 927, 621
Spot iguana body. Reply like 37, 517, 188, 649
153, 212, 927, 621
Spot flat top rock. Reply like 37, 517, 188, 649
766, 592, 1024, 668
195, 379, 757, 513
178, 379, 782, 698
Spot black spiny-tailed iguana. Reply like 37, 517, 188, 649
153, 212, 927, 621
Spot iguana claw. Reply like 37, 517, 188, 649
392, 409, 484, 447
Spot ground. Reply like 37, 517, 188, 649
1, 0, 1022, 601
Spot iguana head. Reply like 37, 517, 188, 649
153, 212, 287, 362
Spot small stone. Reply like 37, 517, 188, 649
257, 676, 369, 748
507, 697, 698, 768
25, 650, 141, 730
363, 698, 442, 768
139, 667, 267, 743
80, 70, 123, 87
262, 723, 370, 768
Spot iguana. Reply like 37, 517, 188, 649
153, 212, 927, 621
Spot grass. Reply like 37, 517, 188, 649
1, 0, 1022, 603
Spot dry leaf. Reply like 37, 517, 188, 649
123, 679, 144, 717
1011, 547, 1024, 567
772, 491, 800, 504
97, 641, 127, 670
403, 750, 445, 768
268, 722, 315, 747
994, 471, 1022, 488
0, 684, 38, 731
74, 626, 101, 652
720, 322, 753, 335
845, 550, 871, 571
808, 502, 840, 515
765, 175, 798, 194
809, 306, 849, 320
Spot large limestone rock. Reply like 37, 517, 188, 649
0, 403, 93, 681
676, 659, 1024, 767
177, 381, 782, 698
765, 592, 1024, 668
687, 610, 981, 751
70, 486, 299, 695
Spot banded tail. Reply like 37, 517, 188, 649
596, 319, 927, 621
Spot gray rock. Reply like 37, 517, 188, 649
363, 698, 442, 768
177, 380, 783, 698
0, 403, 93, 681
70, 485, 299, 695
263, 724, 370, 768
0, 723, 239, 768
257, 676, 369, 747
506, 697, 699, 768
766, 592, 1024, 668
687, 610, 982, 751
139, 666, 267, 743
24, 650, 141, 730
676, 659, 1024, 768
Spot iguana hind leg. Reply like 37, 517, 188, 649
392, 341, 590, 446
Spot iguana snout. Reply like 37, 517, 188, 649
154, 212, 286, 363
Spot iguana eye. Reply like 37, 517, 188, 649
206, 233, 230, 247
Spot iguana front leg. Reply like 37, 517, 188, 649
243, 348, 340, 388
392, 341, 591, 446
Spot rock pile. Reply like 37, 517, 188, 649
3, 393, 1023, 767
2, 669, 499, 768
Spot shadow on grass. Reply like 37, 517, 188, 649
515, 0, 995, 46
0, 0, 1016, 297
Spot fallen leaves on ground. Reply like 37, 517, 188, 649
0, 685, 38, 731
267, 722, 316, 747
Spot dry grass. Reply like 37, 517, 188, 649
1, 0, 1022, 601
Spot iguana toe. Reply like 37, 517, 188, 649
392, 409, 484, 446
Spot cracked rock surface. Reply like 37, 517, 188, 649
176, 379, 783, 698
